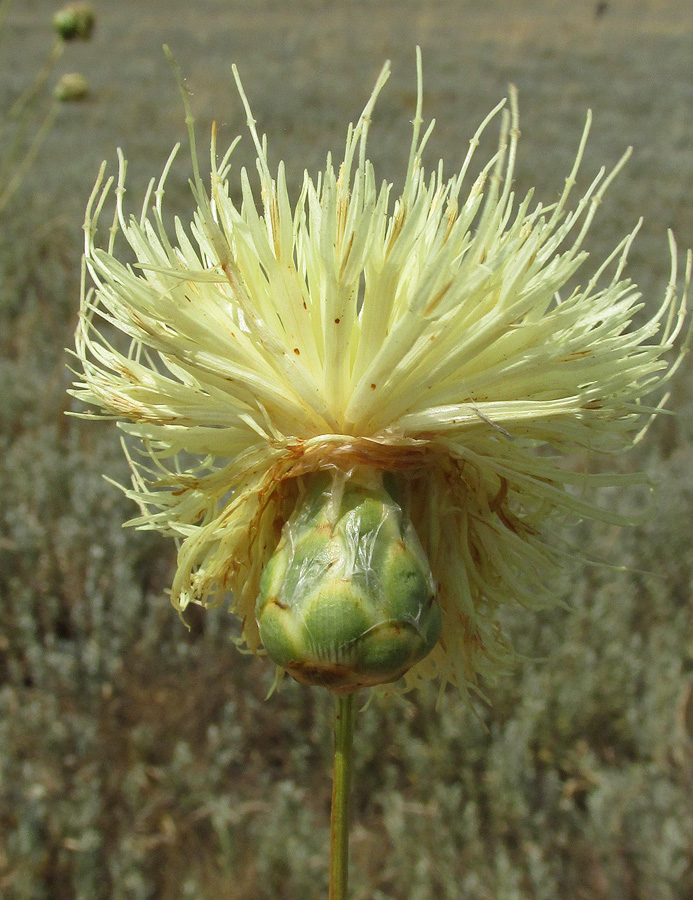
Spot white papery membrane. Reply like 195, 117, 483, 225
71, 50, 690, 697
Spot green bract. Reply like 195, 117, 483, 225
256, 472, 441, 691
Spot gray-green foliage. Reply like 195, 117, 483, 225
2, 210, 691, 900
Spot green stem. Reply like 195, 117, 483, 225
329, 692, 355, 900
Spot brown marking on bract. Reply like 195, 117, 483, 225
315, 522, 334, 537
385, 204, 406, 258
171, 481, 200, 495
287, 660, 356, 689
444, 201, 458, 242
490, 477, 508, 512
339, 232, 355, 278
286, 659, 412, 692
424, 280, 453, 316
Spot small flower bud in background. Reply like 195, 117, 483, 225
257, 470, 441, 691
54, 72, 88, 102
53, 3, 95, 42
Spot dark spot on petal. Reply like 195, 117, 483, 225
293, 348, 300, 355
335, 318, 341, 324
371, 383, 376, 390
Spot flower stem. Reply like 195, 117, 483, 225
329, 691, 355, 900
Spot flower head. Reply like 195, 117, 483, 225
71, 52, 690, 695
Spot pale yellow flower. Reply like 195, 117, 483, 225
71, 53, 690, 695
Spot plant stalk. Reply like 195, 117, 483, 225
329, 691, 355, 900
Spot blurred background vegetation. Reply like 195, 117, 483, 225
1, 1, 692, 898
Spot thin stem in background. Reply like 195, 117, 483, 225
0, 0, 66, 214
329, 692, 355, 900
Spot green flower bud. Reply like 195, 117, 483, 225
54, 73, 89, 103
256, 471, 441, 691
53, 3, 95, 42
